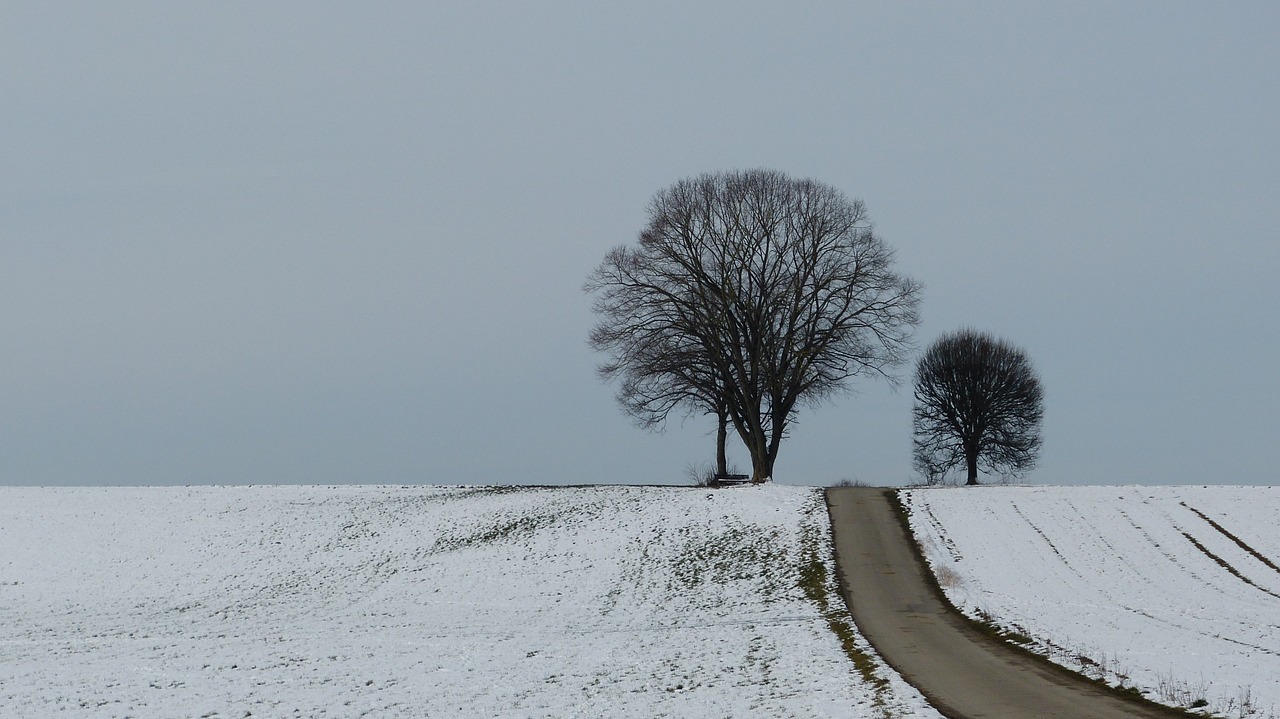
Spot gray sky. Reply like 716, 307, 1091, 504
4, 2, 1277, 487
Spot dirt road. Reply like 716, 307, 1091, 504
826, 487, 1187, 719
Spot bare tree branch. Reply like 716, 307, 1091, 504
587, 169, 922, 483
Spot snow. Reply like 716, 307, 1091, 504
1, 484, 939, 718
904, 485, 1280, 718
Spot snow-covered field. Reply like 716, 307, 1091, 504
905, 485, 1280, 718
0, 484, 939, 718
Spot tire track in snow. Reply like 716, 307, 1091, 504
1117, 506, 1223, 596
1010, 502, 1186, 650
1012, 498, 1280, 667
915, 499, 963, 563
1115, 505, 1280, 643
1140, 502, 1280, 619
1182, 502, 1280, 576
1177, 531, 1280, 601
1055, 497, 1280, 661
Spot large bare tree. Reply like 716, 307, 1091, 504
586, 169, 922, 483
912, 329, 1044, 485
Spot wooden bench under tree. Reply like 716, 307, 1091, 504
714, 473, 751, 486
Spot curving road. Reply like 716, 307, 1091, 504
825, 487, 1188, 719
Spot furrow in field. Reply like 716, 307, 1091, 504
1177, 531, 1280, 601
1182, 502, 1280, 576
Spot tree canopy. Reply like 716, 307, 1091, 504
587, 169, 922, 482
912, 329, 1044, 485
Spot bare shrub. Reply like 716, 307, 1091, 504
686, 461, 718, 488
934, 563, 963, 590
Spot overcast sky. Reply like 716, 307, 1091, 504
3, 2, 1277, 487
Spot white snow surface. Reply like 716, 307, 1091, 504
905, 485, 1280, 718
0, 484, 940, 718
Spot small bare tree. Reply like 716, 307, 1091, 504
912, 329, 1044, 485
587, 169, 922, 482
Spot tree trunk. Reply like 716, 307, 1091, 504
715, 408, 728, 476
747, 415, 784, 484
755, 403, 788, 484
742, 426, 773, 483
749, 450, 773, 483
730, 405, 773, 484
965, 452, 979, 485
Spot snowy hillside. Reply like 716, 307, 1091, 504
905, 485, 1280, 718
0, 485, 938, 718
